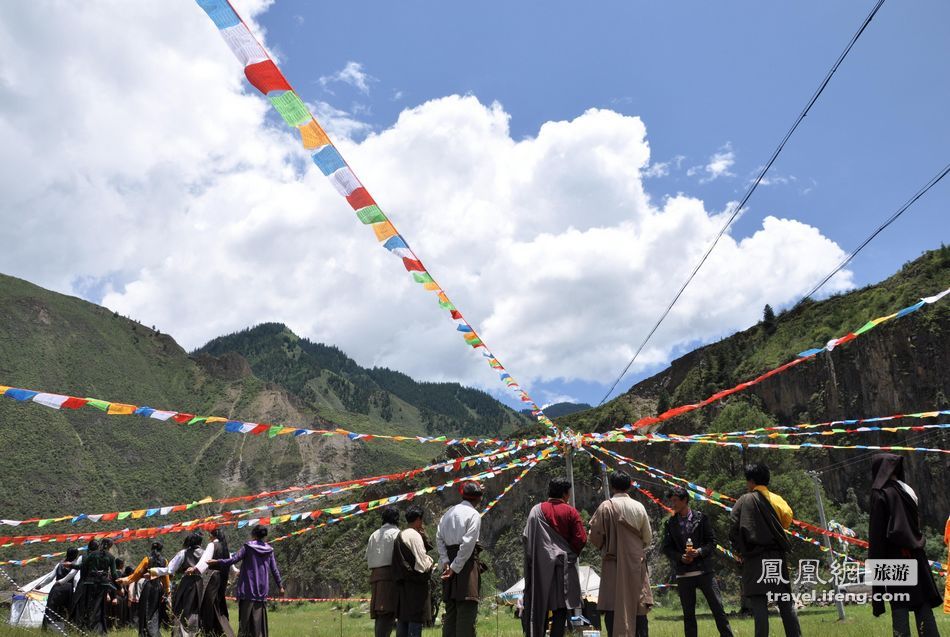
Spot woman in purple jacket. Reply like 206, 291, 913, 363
208, 525, 284, 637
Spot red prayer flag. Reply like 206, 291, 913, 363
61, 397, 88, 409
172, 413, 193, 423
345, 187, 375, 210
402, 258, 425, 272
450, 310, 462, 320
250, 424, 269, 436
244, 61, 292, 94
100, 513, 117, 522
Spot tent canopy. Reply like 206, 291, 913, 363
498, 565, 601, 603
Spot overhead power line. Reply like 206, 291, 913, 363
799, 162, 950, 301
598, 0, 888, 405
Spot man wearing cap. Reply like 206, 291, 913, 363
437, 482, 484, 637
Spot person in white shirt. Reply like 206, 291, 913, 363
366, 506, 401, 637
392, 506, 435, 637
436, 481, 484, 637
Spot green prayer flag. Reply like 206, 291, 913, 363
85, 399, 110, 412
188, 416, 207, 425
268, 425, 282, 438
355, 205, 386, 225
38, 519, 52, 528
412, 272, 434, 284
268, 91, 311, 127
853, 320, 877, 335
438, 299, 457, 310
117, 512, 131, 521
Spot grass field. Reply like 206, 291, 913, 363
3, 600, 948, 636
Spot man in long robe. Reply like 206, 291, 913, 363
366, 506, 401, 637
522, 477, 587, 637
392, 506, 435, 637
728, 463, 800, 637
437, 481, 484, 637
868, 453, 941, 636
589, 471, 652, 637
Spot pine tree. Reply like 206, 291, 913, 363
762, 303, 776, 335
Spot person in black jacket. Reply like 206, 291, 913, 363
662, 487, 733, 637
868, 453, 940, 637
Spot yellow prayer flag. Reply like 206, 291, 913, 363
131, 510, 147, 519
372, 221, 398, 241
299, 120, 331, 149
107, 403, 137, 415
205, 417, 227, 424
423, 282, 440, 291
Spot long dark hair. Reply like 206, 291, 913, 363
149, 540, 166, 569
210, 527, 229, 556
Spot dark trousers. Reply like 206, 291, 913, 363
603, 611, 649, 637
442, 599, 478, 637
396, 620, 423, 637
747, 595, 800, 637
375, 614, 395, 637
677, 573, 734, 637
891, 603, 939, 637
548, 608, 568, 637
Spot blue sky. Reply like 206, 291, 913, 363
1, 0, 946, 413
256, 0, 949, 404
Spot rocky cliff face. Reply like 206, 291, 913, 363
619, 304, 949, 528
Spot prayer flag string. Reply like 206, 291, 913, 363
0, 442, 542, 529
0, 448, 555, 550
599, 432, 950, 455
191, 0, 557, 434
594, 288, 949, 436
673, 409, 950, 440
0, 384, 550, 449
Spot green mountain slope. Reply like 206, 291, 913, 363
196, 323, 530, 439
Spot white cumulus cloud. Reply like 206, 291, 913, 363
319, 61, 375, 95
688, 143, 736, 183
0, 1, 853, 401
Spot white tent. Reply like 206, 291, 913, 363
8, 568, 55, 629
499, 565, 601, 603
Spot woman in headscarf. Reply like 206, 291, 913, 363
150, 532, 206, 637
868, 453, 941, 637
192, 527, 235, 637
119, 540, 170, 637
42, 547, 80, 632
208, 525, 284, 637
76, 537, 119, 633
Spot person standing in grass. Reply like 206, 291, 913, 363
522, 477, 587, 637
119, 540, 170, 637
208, 525, 284, 637
868, 454, 941, 637
662, 487, 733, 637
589, 471, 652, 637
366, 506, 401, 637
729, 463, 800, 637
149, 531, 205, 637
392, 506, 435, 637
192, 526, 235, 637
75, 537, 120, 633
437, 481, 485, 637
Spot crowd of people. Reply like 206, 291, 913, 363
36, 525, 283, 637
364, 455, 947, 637
24, 453, 948, 637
